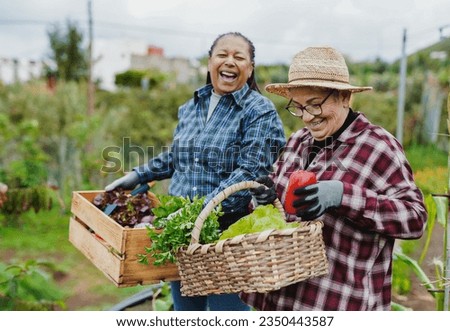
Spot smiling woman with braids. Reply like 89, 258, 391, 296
105, 32, 286, 310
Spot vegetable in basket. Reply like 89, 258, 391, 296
138, 195, 222, 266
219, 204, 299, 240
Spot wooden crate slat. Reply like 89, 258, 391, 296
120, 259, 180, 286
69, 216, 122, 285
121, 229, 180, 286
69, 191, 180, 287
123, 228, 153, 252
71, 191, 125, 252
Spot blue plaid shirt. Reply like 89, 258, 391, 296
135, 84, 286, 213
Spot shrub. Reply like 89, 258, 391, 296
414, 167, 448, 196
0, 260, 66, 311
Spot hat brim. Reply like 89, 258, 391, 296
265, 81, 372, 99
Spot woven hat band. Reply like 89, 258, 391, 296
288, 47, 350, 84
288, 71, 349, 85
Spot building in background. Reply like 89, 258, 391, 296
0, 57, 44, 84
129, 45, 201, 85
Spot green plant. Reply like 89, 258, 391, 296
115, 70, 147, 87
394, 251, 446, 311
152, 282, 173, 311
47, 20, 88, 82
392, 258, 414, 295
138, 195, 222, 266
0, 207, 145, 310
405, 144, 448, 172
393, 194, 449, 310
114, 69, 167, 88
413, 167, 447, 196
0, 259, 66, 310
0, 186, 53, 226
391, 301, 413, 311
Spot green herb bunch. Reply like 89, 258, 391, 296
138, 195, 222, 266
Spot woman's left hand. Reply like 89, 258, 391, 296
293, 180, 343, 220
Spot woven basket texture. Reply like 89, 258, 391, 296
176, 181, 329, 296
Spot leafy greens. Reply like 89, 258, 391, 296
219, 205, 299, 240
138, 195, 222, 266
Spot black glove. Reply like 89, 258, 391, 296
250, 176, 277, 205
293, 180, 343, 220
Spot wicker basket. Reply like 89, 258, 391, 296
176, 181, 329, 296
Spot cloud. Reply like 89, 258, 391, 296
1, 0, 449, 89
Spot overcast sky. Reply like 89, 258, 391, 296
1, 0, 449, 89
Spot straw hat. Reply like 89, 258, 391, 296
266, 46, 372, 99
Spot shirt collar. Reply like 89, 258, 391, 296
336, 111, 370, 144
304, 111, 369, 147
194, 83, 251, 108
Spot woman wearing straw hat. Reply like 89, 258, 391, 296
245, 46, 427, 310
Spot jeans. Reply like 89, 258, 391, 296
170, 281, 251, 311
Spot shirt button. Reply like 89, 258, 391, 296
192, 187, 197, 191
194, 157, 199, 162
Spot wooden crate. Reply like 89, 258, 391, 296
69, 190, 180, 287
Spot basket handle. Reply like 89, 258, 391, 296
190, 181, 286, 246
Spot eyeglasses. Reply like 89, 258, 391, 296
285, 90, 334, 118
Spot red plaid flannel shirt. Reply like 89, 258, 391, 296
241, 113, 427, 310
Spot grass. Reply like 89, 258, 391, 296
405, 143, 448, 195
0, 207, 147, 311
405, 143, 447, 172
0, 209, 73, 255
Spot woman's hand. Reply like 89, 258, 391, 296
105, 171, 140, 191
250, 176, 277, 205
293, 180, 343, 220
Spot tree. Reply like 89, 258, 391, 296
114, 69, 168, 89
47, 20, 88, 82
